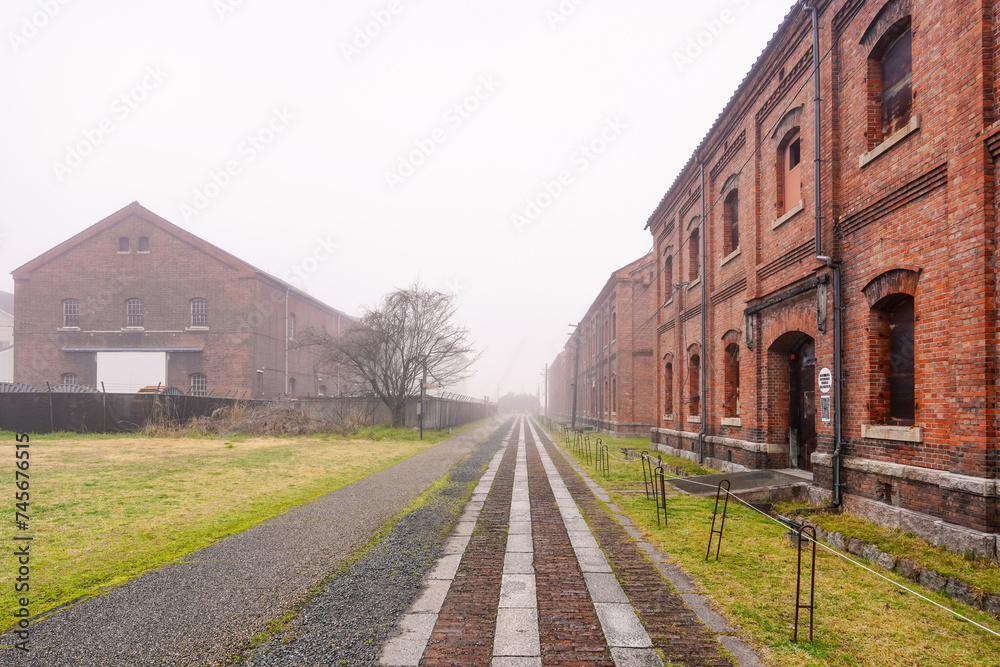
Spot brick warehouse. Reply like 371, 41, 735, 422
548, 253, 657, 437
12, 202, 352, 399
643, 0, 1000, 558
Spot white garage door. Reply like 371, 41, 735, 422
96, 351, 167, 393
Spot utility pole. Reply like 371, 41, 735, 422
570, 324, 580, 431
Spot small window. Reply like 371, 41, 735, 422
118, 237, 129, 253
138, 236, 149, 252
723, 190, 740, 255
63, 299, 79, 328
288, 313, 296, 340
126, 299, 143, 328
612, 375, 617, 412
318, 384, 327, 397
61, 373, 78, 386
287, 376, 296, 396
190, 298, 207, 327
689, 227, 700, 280
611, 311, 617, 341
190, 373, 207, 397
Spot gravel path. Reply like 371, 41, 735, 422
244, 419, 510, 666
0, 418, 505, 667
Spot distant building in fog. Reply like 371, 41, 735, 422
12, 202, 351, 397
549, 253, 656, 436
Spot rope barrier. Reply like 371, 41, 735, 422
533, 422, 1000, 641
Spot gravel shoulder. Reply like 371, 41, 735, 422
243, 418, 512, 666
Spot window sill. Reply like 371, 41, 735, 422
862, 423, 923, 443
771, 199, 804, 230
859, 114, 921, 168
117, 251, 130, 255
721, 247, 741, 267
57, 327, 80, 332
122, 327, 145, 332
137, 251, 150, 255
687, 415, 701, 423
721, 417, 742, 427
186, 326, 210, 331
686, 277, 701, 291
663, 414, 674, 421
662, 296, 674, 308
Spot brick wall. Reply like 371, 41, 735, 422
13, 203, 349, 400
643, 0, 1000, 535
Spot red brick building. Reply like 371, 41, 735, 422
13, 202, 351, 398
549, 253, 657, 436
645, 0, 1000, 557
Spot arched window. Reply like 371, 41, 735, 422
723, 190, 740, 255
866, 14, 912, 147
664, 362, 674, 417
779, 130, 801, 214
688, 353, 701, 417
870, 294, 915, 424
724, 343, 740, 417
664, 253, 674, 300
612, 375, 617, 413
287, 376, 296, 396
190, 373, 207, 397
118, 237, 129, 253
126, 299, 143, 328
318, 384, 327, 397
61, 373, 78, 386
62, 299, 79, 328
138, 236, 149, 252
689, 227, 700, 280
611, 311, 617, 341
190, 298, 207, 327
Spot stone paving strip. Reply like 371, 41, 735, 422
384, 416, 672, 666
535, 420, 762, 667
523, 418, 662, 667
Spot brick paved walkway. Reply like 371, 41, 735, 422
380, 416, 759, 667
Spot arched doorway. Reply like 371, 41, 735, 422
767, 331, 816, 471
789, 337, 816, 471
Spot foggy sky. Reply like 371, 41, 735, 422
1, 0, 795, 400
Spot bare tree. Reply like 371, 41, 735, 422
299, 282, 481, 427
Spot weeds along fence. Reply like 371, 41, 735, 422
0, 392, 268, 434
0, 392, 495, 434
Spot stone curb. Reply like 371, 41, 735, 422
811, 526, 1000, 617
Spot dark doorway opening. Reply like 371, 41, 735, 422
789, 338, 816, 471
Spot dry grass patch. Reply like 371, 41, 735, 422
1, 432, 443, 630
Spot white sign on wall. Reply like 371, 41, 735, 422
818, 367, 833, 394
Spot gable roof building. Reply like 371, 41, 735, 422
12, 202, 351, 397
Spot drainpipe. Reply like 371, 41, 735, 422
698, 159, 707, 465
804, 1, 843, 506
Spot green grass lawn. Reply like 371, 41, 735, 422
0, 423, 481, 632
546, 428, 1000, 667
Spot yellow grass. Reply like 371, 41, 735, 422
2, 433, 439, 630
